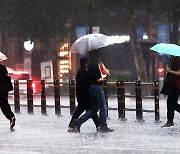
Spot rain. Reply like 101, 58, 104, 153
0, 96, 180, 153
0, 0, 179, 153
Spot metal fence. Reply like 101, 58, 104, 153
10, 80, 160, 122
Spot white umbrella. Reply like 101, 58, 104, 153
0, 52, 7, 61
70, 33, 113, 55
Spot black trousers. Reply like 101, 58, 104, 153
0, 93, 15, 120
167, 87, 180, 123
68, 98, 101, 128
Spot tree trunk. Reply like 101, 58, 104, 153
129, 16, 150, 95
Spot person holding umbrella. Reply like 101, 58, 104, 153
161, 56, 180, 127
69, 33, 114, 132
73, 51, 114, 133
167, 67, 180, 76
68, 57, 101, 132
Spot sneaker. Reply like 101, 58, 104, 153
96, 127, 101, 132
68, 127, 78, 133
10, 117, 16, 129
161, 122, 174, 128
73, 119, 81, 133
98, 127, 114, 133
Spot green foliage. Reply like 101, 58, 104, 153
0, 0, 74, 40
0, 0, 179, 42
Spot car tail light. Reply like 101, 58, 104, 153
32, 82, 36, 89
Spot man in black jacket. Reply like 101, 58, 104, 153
68, 57, 101, 132
0, 64, 16, 129
73, 57, 114, 133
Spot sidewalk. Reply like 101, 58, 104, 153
1, 98, 180, 154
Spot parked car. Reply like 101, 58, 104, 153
7, 68, 40, 94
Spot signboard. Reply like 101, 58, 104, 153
156, 23, 170, 63
75, 26, 87, 39
156, 24, 170, 43
136, 26, 144, 41
92, 26, 100, 33
40, 61, 53, 82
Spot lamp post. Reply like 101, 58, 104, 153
23, 39, 34, 75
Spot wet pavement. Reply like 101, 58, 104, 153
0, 97, 180, 154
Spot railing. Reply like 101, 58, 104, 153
10, 80, 161, 123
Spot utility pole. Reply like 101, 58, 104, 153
168, 0, 179, 44
88, 4, 92, 34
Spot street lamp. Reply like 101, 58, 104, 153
23, 39, 34, 75
24, 39, 34, 52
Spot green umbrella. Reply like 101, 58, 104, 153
150, 43, 180, 56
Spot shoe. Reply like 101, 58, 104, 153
68, 127, 79, 133
96, 127, 101, 132
161, 122, 174, 128
98, 127, 114, 133
10, 117, 16, 129
73, 119, 81, 133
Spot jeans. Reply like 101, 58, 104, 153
76, 84, 107, 127
68, 98, 100, 128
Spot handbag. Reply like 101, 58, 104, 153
160, 77, 175, 96
160, 79, 169, 95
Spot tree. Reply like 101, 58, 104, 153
99, 1, 151, 80
152, 0, 180, 44
89, 0, 158, 95
71, 0, 155, 84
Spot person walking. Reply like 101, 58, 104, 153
74, 58, 114, 133
161, 56, 180, 127
0, 64, 16, 129
68, 57, 101, 132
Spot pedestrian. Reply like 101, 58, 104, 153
68, 57, 101, 132
161, 56, 180, 127
0, 64, 16, 129
74, 57, 114, 133
167, 67, 180, 76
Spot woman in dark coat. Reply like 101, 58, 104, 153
0, 64, 16, 129
161, 56, 180, 127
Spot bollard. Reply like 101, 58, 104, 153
103, 81, 109, 118
135, 80, 144, 122
27, 80, 33, 114
117, 81, 126, 121
69, 80, 76, 116
54, 80, 61, 116
41, 80, 47, 115
14, 80, 20, 113
154, 81, 161, 123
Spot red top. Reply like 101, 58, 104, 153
168, 57, 180, 89
167, 74, 180, 89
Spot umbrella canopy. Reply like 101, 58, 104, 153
70, 33, 113, 55
0, 52, 7, 61
150, 43, 180, 56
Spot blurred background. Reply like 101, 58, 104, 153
0, 0, 179, 85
